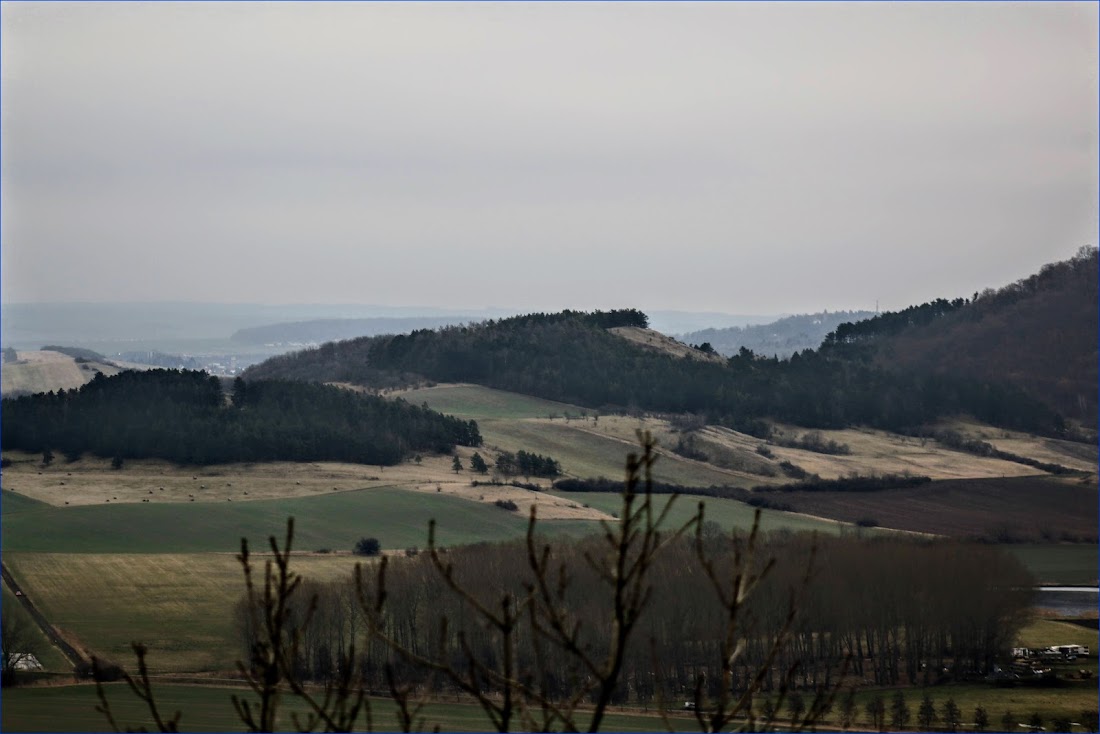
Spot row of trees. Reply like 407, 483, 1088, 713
454, 450, 562, 478
494, 450, 561, 478
1, 370, 481, 466
234, 531, 1034, 700
847, 689, 1096, 733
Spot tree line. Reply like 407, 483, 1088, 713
0, 370, 481, 466
494, 450, 561, 478
234, 532, 1034, 703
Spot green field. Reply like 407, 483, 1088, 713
0, 683, 706, 733
841, 681, 1099, 730
0, 487, 596, 554
2, 680, 1096, 733
481, 419, 741, 487
1009, 544, 1099, 586
399, 384, 754, 487
3, 553, 376, 672
1018, 618, 1099, 666
1, 490, 55, 514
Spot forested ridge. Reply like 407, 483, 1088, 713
0, 369, 481, 465
246, 296, 1069, 437
822, 246, 1098, 423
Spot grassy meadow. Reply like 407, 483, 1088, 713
3, 678, 1098, 733
479, 418, 746, 487
839, 681, 1100, 730
0, 683, 711, 733
3, 553, 372, 672
1018, 618, 1099, 655
1009, 544, 1099, 586
394, 384, 758, 486
0, 486, 598, 554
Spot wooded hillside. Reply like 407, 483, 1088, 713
844, 246, 1097, 424
1, 370, 481, 465
246, 303, 1067, 437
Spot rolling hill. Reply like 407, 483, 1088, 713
240, 249, 1091, 440
230, 315, 487, 346
827, 246, 1097, 425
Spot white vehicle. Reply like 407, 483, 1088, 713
1051, 644, 1089, 659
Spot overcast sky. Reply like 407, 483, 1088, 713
2, 2, 1096, 315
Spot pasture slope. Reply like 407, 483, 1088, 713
0, 350, 125, 396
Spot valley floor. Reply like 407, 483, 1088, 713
2, 383, 1095, 731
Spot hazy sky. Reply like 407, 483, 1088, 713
2, 2, 1097, 314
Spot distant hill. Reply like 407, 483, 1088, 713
233, 313, 780, 347
0, 302, 519, 348
644, 310, 782, 335
230, 316, 486, 346
114, 350, 205, 370
679, 310, 876, 358
822, 246, 1098, 425
39, 345, 110, 362
244, 305, 1065, 438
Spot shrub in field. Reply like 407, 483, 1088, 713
353, 537, 381, 556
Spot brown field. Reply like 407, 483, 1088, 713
0, 351, 125, 396
549, 416, 780, 487
761, 475, 1098, 542
939, 418, 1099, 474
384, 383, 1087, 491
571, 415, 1047, 483
721, 422, 1051, 481
0, 450, 609, 521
